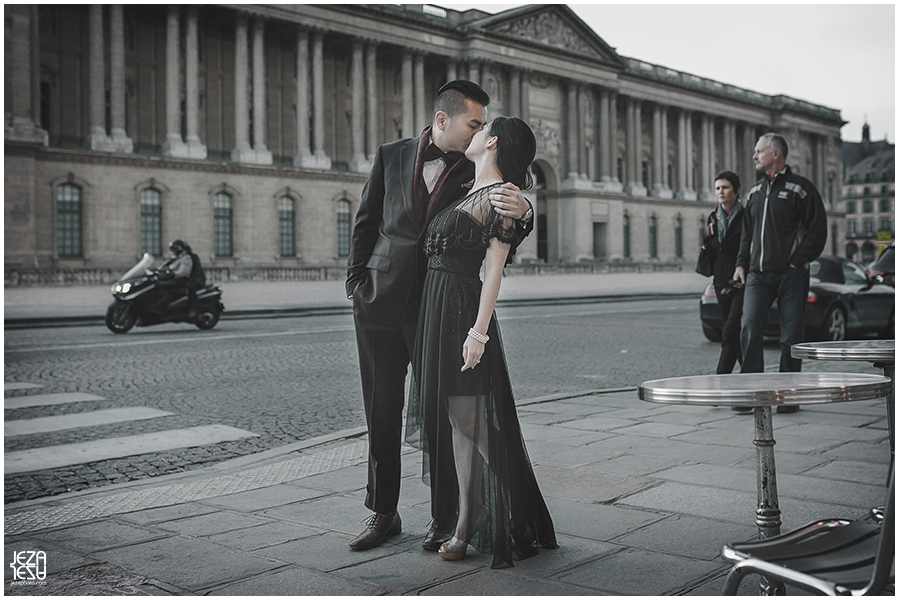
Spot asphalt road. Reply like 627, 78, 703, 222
3, 297, 829, 503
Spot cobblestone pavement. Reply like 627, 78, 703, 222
6, 298, 840, 503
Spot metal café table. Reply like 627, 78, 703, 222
792, 340, 895, 452
638, 373, 892, 541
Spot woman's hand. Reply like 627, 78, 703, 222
461, 337, 485, 371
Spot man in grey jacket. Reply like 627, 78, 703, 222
733, 133, 827, 410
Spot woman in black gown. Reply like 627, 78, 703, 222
406, 117, 557, 568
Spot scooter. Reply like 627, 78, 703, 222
106, 253, 225, 333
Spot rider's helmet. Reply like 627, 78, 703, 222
169, 239, 188, 255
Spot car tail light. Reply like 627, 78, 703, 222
807, 291, 817, 303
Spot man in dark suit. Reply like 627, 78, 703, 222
346, 81, 533, 551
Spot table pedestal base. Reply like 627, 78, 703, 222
753, 406, 785, 595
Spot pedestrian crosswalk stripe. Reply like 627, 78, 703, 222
5, 407, 174, 437
4, 424, 259, 474
5, 383, 43, 393
5, 392, 106, 410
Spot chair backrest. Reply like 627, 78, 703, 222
860, 466, 894, 595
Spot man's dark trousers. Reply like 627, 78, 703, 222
740, 267, 809, 373
353, 303, 458, 521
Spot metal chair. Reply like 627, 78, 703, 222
721, 468, 894, 595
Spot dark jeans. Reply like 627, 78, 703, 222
715, 286, 744, 374
740, 267, 810, 373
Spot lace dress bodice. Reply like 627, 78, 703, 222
423, 185, 518, 277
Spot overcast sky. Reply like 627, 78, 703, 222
440, 2, 895, 143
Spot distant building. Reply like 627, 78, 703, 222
5, 4, 846, 281
842, 123, 894, 262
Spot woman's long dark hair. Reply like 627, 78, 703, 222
489, 117, 536, 190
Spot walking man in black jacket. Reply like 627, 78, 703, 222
733, 133, 827, 411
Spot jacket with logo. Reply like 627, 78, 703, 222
736, 165, 827, 273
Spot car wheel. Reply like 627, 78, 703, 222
702, 324, 722, 342
820, 306, 846, 341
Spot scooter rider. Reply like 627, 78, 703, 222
155, 239, 204, 319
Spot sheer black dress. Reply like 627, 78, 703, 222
406, 185, 558, 568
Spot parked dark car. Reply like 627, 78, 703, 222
867, 243, 894, 287
700, 255, 894, 342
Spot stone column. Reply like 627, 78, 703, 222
815, 135, 826, 194
365, 42, 378, 160
676, 109, 697, 200
401, 50, 414, 138
348, 39, 369, 173
251, 19, 272, 164
609, 91, 620, 187
231, 16, 252, 162
468, 60, 480, 85
183, 7, 206, 158
651, 104, 663, 196
520, 69, 530, 124
566, 80, 579, 180
659, 105, 672, 198
162, 6, 188, 156
413, 52, 426, 133
598, 87, 611, 183
723, 119, 735, 172
108, 5, 132, 152
445, 60, 458, 84
509, 68, 521, 118
625, 97, 646, 196
293, 27, 312, 167
88, 4, 112, 150
742, 123, 757, 192
4, 5, 47, 144
310, 30, 331, 168
699, 114, 715, 201
577, 83, 588, 179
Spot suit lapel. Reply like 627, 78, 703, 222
399, 138, 419, 225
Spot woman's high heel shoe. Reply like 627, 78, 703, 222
438, 537, 468, 560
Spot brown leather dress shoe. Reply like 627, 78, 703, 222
422, 520, 454, 551
349, 512, 402, 550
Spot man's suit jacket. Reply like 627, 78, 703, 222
346, 136, 477, 324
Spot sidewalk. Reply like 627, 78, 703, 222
4, 271, 710, 323
5, 386, 890, 595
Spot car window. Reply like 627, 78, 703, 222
842, 262, 869, 285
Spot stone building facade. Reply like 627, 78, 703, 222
5, 4, 846, 278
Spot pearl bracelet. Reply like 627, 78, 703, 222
467, 327, 489, 344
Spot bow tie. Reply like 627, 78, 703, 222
423, 144, 464, 164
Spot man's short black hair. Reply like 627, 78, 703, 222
433, 80, 490, 118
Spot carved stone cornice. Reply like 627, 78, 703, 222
490, 11, 597, 59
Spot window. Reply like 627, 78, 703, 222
881, 185, 891, 196
846, 221, 858, 237
214, 192, 233, 256
845, 187, 855, 198
623, 214, 631, 258
863, 186, 871, 196
649, 215, 658, 258
863, 219, 875, 237
57, 184, 82, 257
674, 217, 683, 258
862, 200, 874, 213
641, 160, 649, 190
845, 201, 857, 214
336, 199, 351, 257
140, 189, 162, 256
879, 199, 892, 213
278, 196, 295, 257
879, 218, 893, 233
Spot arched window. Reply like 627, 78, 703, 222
140, 188, 162, 256
649, 215, 658, 259
336, 199, 351, 257
214, 192, 233, 256
278, 196, 295, 257
57, 183, 82, 257
623, 214, 631, 258
674, 216, 683, 258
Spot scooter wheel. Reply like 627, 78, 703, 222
194, 305, 221, 330
106, 301, 137, 333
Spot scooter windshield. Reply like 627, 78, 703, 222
118, 253, 154, 282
